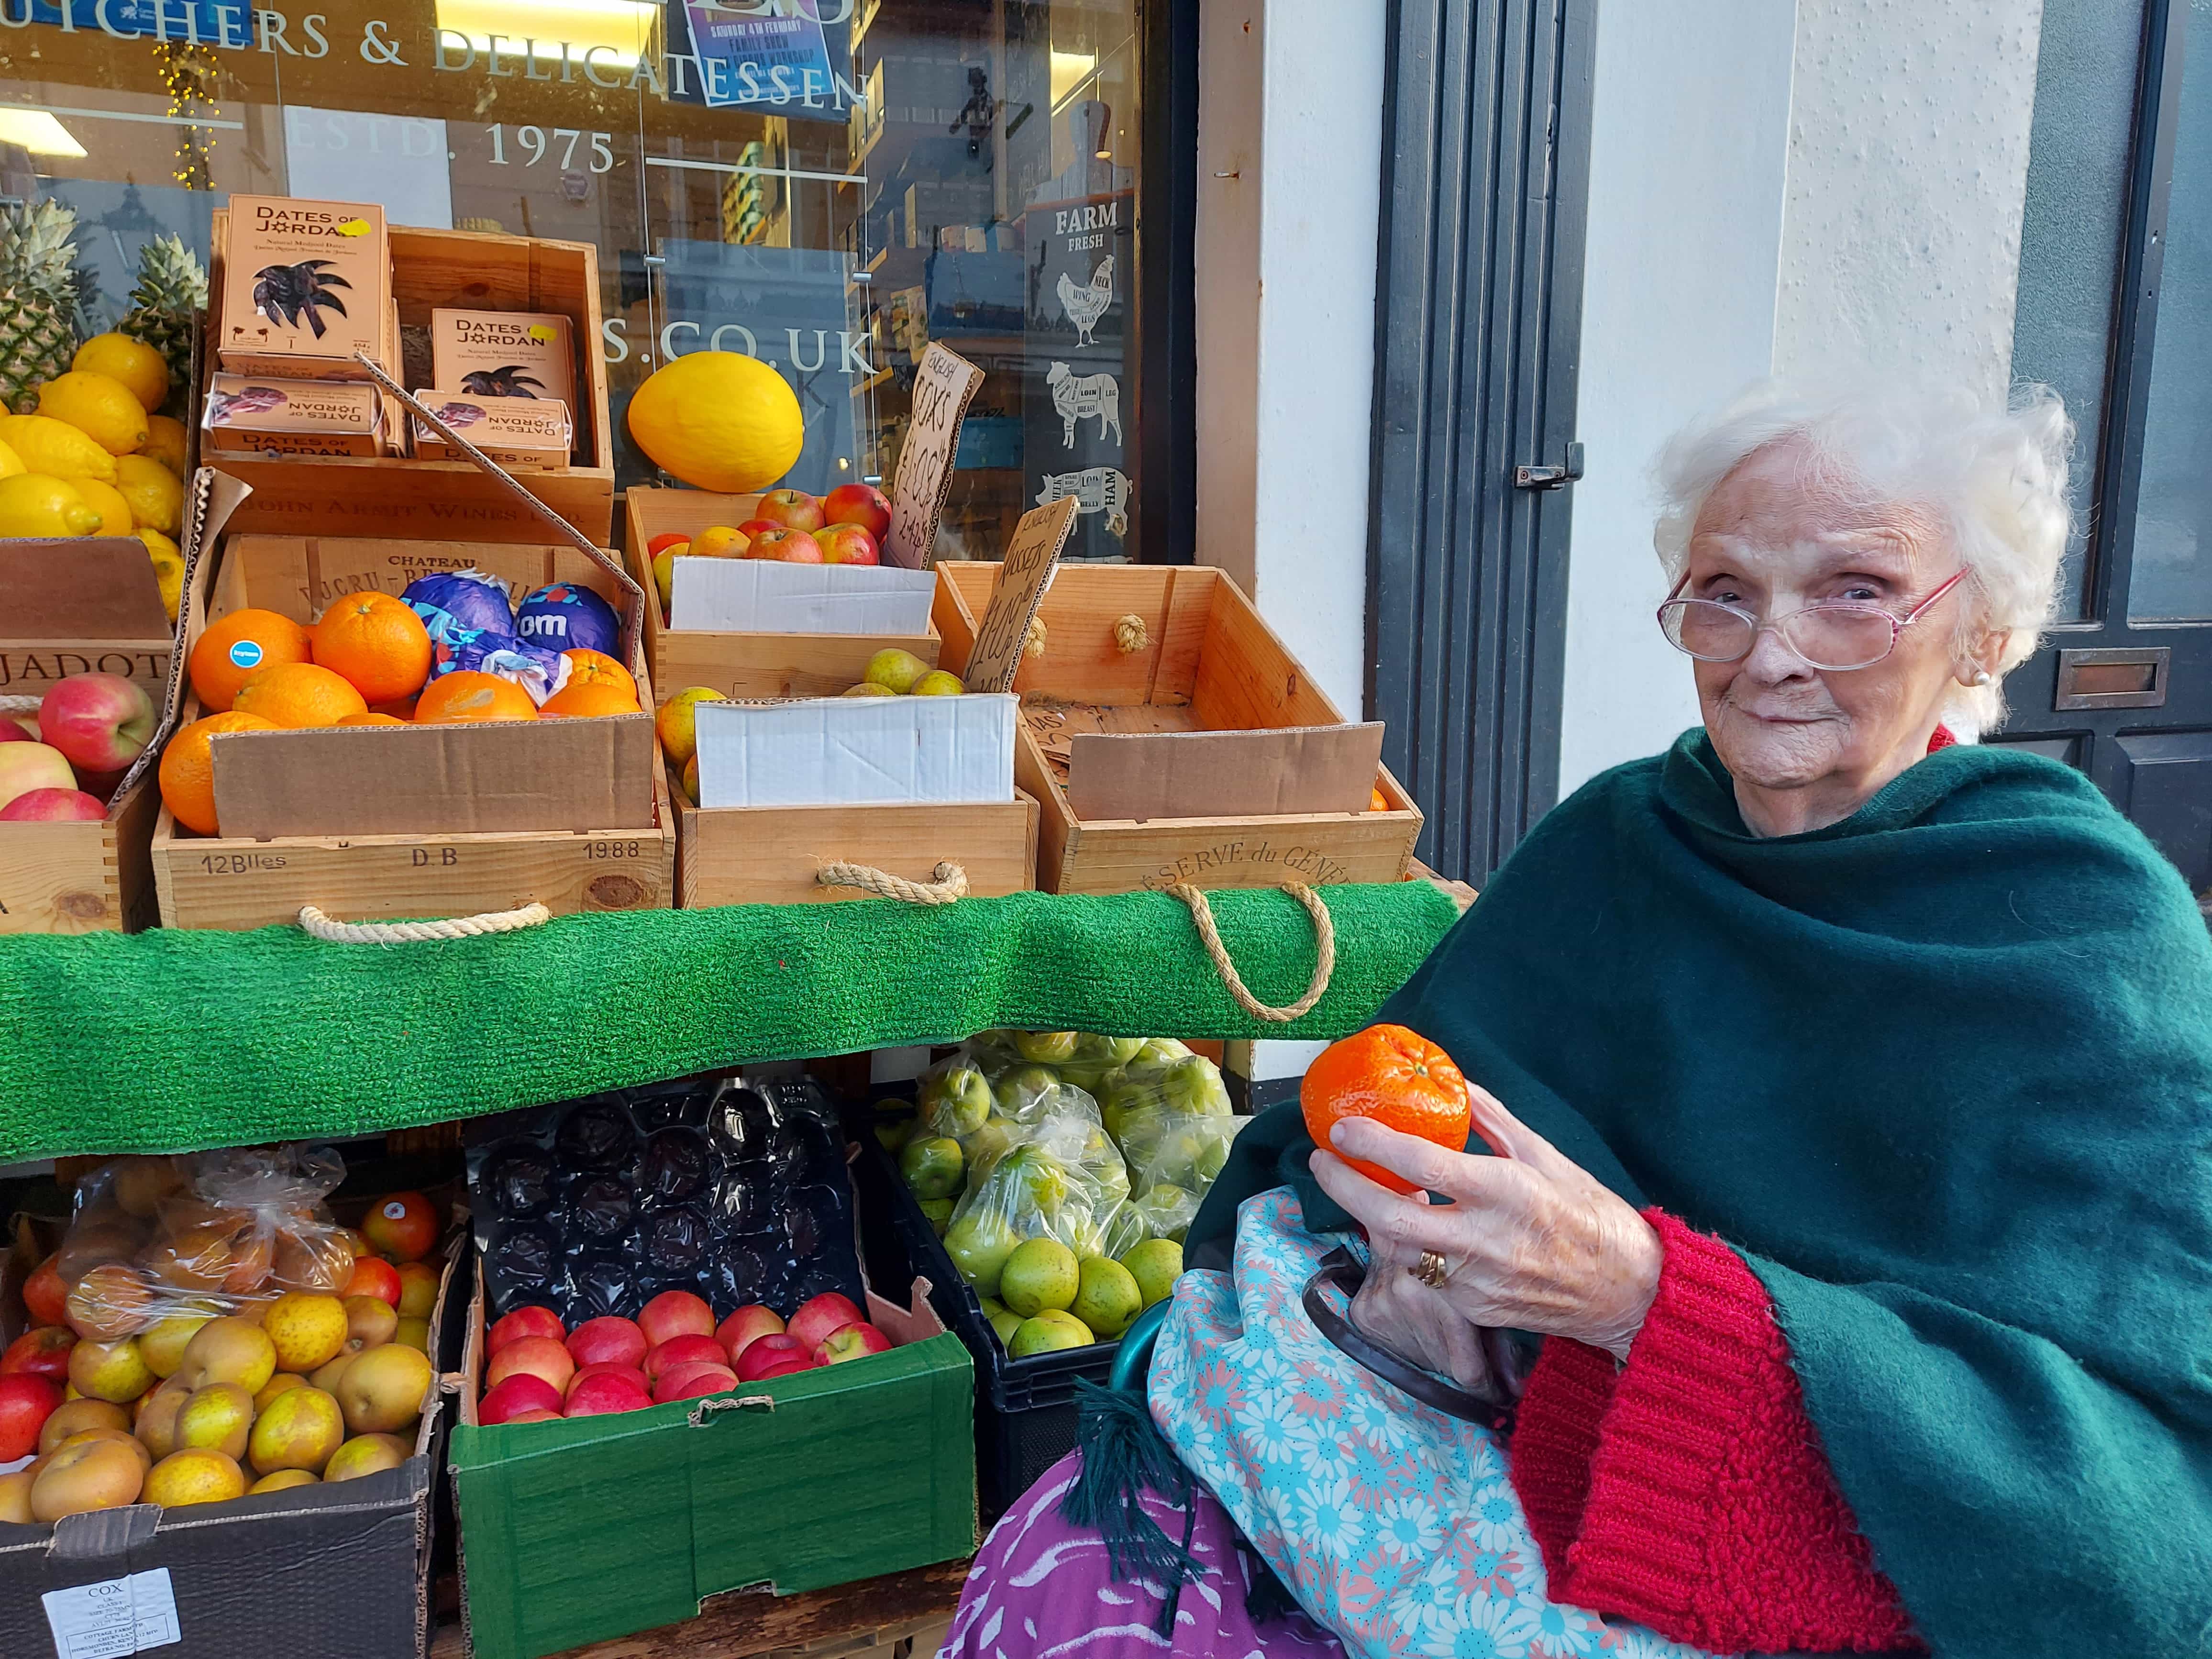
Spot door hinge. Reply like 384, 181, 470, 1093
1514, 441, 1584, 490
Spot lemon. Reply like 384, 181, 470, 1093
0, 474, 101, 536
72, 333, 170, 413
36, 371, 151, 456
0, 438, 21, 479
138, 528, 185, 621
114, 453, 184, 535
63, 475, 133, 536
140, 414, 188, 476
625, 351, 802, 493
0, 414, 116, 482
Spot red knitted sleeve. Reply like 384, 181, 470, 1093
1507, 1211, 1922, 1653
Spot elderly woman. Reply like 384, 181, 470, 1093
942, 384, 2212, 1659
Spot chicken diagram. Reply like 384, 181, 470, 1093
1054, 255, 1115, 347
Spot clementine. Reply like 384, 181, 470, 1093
539, 681, 641, 719
336, 712, 409, 727
1300, 1024, 1470, 1195
412, 671, 538, 724
1369, 787, 1390, 812
368, 697, 418, 720
562, 649, 637, 701
159, 711, 279, 835
188, 609, 311, 712
311, 593, 432, 703
232, 663, 369, 729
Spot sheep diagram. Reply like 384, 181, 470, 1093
1045, 362, 1122, 448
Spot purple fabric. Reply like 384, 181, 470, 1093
940, 1451, 1347, 1659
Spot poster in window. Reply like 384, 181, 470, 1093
670, 0, 857, 116
1023, 186, 1133, 560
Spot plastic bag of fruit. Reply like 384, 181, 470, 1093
55, 1146, 352, 1339
938, 1105, 1133, 1297
965, 1030, 1149, 1093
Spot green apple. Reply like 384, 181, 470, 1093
864, 647, 929, 693
1120, 1239, 1184, 1309
899, 1135, 965, 1200
920, 1197, 954, 1237
1070, 1256, 1142, 1340
944, 1212, 1018, 1298
993, 1064, 1062, 1116
1160, 1055, 1232, 1117
1131, 1183, 1198, 1243
918, 1065, 993, 1137
910, 670, 965, 696
999, 1238, 1080, 1317
1009, 1309, 1095, 1357
1013, 1030, 1080, 1064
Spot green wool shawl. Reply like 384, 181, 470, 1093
1196, 731, 2212, 1656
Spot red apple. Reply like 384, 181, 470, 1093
754, 488, 825, 532
488, 1305, 565, 1356
749, 1354, 818, 1382
24, 1255, 67, 1328
644, 1333, 726, 1381
788, 1293, 866, 1354
38, 673, 154, 774
815, 1321, 893, 1366
564, 1372, 653, 1417
345, 1256, 403, 1306
747, 527, 823, 564
0, 788, 106, 822
0, 743, 76, 815
637, 1291, 715, 1349
566, 1361, 650, 1399
566, 1316, 648, 1369
653, 1363, 738, 1404
646, 531, 692, 555
736, 518, 779, 542
4, 712, 35, 740
507, 1408, 561, 1423
822, 483, 891, 540
815, 524, 880, 566
733, 1332, 808, 1383
0, 1373, 62, 1460
715, 1305, 784, 1365
0, 1326, 75, 1382
479, 1372, 565, 1425
0, 718, 28, 743
486, 1334, 575, 1395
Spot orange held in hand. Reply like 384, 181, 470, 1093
311, 593, 432, 703
159, 711, 279, 835
188, 609, 311, 712
232, 662, 369, 729
1300, 1024, 1470, 1194
413, 671, 538, 724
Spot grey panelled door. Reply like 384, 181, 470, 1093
1367, 0, 1596, 882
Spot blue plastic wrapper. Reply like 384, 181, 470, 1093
516, 582, 620, 656
400, 568, 516, 635
413, 606, 570, 705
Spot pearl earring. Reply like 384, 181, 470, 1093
1969, 669, 1993, 687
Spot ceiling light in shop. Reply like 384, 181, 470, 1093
0, 111, 88, 158
436, 0, 658, 67
1050, 50, 1098, 106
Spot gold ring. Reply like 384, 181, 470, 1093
1413, 1250, 1449, 1289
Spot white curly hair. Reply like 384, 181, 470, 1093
1650, 381, 2074, 732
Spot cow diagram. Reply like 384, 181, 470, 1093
1045, 362, 1121, 448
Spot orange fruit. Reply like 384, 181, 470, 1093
188, 610, 311, 713
337, 712, 408, 727
159, 711, 279, 835
368, 697, 418, 720
1369, 787, 1389, 812
539, 681, 641, 719
232, 663, 369, 729
413, 671, 538, 725
562, 649, 637, 701
311, 593, 432, 703
1300, 1025, 1471, 1195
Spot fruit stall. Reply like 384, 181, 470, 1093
0, 193, 1468, 1659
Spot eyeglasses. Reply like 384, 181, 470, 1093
1656, 566, 1969, 672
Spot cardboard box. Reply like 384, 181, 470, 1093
409, 390, 572, 470
203, 372, 385, 457
692, 695, 1017, 811
446, 1169, 976, 1659
217, 195, 390, 380
936, 562, 1425, 893
431, 307, 578, 426
0, 471, 240, 933
0, 1215, 456, 1659
148, 530, 675, 930
627, 487, 940, 703
207, 222, 615, 542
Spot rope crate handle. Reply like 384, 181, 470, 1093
815, 861, 970, 906
1169, 881, 1336, 1023
0, 694, 42, 714
297, 903, 552, 944
688, 1394, 776, 1427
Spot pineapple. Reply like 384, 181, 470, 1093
0, 198, 83, 414
118, 233, 207, 400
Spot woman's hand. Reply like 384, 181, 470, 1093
1309, 1084, 1662, 1361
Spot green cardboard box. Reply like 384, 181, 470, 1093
447, 1259, 976, 1659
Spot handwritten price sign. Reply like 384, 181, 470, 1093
884, 343, 985, 569
963, 495, 1079, 693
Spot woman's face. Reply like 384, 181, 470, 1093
1684, 442, 1993, 835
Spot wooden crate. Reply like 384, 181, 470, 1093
678, 785, 1038, 907
626, 487, 940, 705
149, 532, 675, 931
935, 562, 1424, 894
205, 220, 615, 543
0, 772, 161, 935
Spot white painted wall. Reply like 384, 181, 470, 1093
1195, 0, 1384, 719
1774, 0, 2045, 399
1555, 1, 1798, 795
